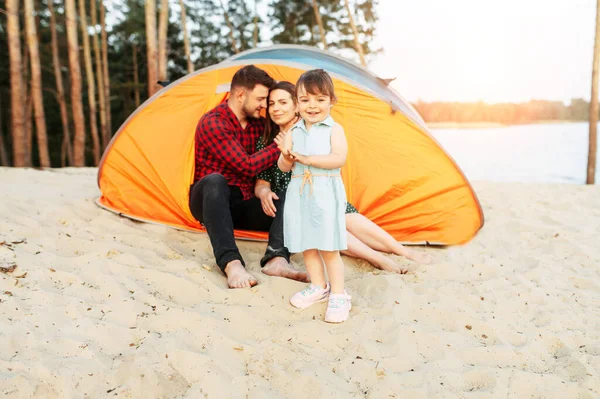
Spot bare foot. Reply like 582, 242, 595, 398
224, 260, 258, 289
376, 256, 409, 274
261, 257, 310, 282
398, 247, 433, 264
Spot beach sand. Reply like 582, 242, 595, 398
1, 167, 599, 398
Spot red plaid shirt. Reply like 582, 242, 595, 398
193, 102, 280, 200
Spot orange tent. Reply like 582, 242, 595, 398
97, 45, 484, 245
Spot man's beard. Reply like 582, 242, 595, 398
242, 103, 260, 119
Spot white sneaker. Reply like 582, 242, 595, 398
324, 292, 352, 323
290, 283, 330, 309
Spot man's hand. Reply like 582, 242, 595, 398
258, 190, 279, 217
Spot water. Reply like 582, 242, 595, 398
430, 122, 599, 185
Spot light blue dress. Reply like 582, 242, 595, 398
283, 116, 348, 253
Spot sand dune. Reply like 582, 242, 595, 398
1, 167, 599, 398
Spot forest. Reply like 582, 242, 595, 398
0, 0, 595, 168
1, 0, 378, 167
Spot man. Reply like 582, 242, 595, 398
189, 65, 308, 289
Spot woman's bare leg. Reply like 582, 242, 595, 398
345, 213, 431, 263
344, 231, 407, 274
303, 249, 327, 289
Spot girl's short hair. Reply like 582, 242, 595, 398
262, 81, 297, 144
296, 69, 336, 102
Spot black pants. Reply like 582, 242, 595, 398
189, 173, 290, 272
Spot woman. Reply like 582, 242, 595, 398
254, 81, 431, 273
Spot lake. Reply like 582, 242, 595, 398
429, 122, 599, 185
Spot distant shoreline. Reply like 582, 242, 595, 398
427, 120, 584, 129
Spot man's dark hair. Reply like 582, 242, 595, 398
230, 65, 275, 92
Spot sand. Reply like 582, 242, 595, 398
1, 167, 599, 398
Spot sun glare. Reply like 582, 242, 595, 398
370, 0, 593, 104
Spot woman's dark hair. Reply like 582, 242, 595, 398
295, 69, 336, 102
262, 81, 297, 144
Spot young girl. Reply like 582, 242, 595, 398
256, 83, 431, 274
275, 69, 351, 323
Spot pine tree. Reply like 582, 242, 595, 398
158, 0, 169, 80
145, 0, 159, 97
179, 0, 194, 73
269, 0, 380, 65
25, 0, 51, 167
49, 0, 74, 166
7, 0, 27, 167
79, 0, 101, 164
186, 0, 245, 67
270, 0, 322, 47
66, 0, 87, 166
91, 0, 109, 150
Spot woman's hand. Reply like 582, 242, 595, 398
258, 190, 279, 217
274, 131, 295, 164
274, 132, 290, 154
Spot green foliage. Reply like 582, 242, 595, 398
269, 0, 324, 46
0, 0, 588, 167
269, 0, 380, 62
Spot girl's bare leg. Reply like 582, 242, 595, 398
345, 213, 431, 264
343, 231, 407, 274
303, 249, 327, 288
320, 250, 345, 294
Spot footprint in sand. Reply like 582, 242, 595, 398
542, 336, 571, 359
106, 249, 121, 258
541, 337, 592, 383
559, 358, 590, 383
165, 251, 182, 260
503, 330, 528, 347
461, 370, 496, 392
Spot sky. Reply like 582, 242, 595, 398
368, 0, 597, 103
107, 0, 597, 104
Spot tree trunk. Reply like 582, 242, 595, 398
24, 89, 33, 165
589, 0, 600, 184
219, 0, 239, 54
91, 0, 108, 151
145, 0, 159, 97
343, 0, 366, 66
78, 0, 100, 165
22, 33, 33, 166
253, 0, 259, 48
133, 44, 141, 107
100, 1, 112, 139
24, 0, 51, 167
311, 0, 328, 50
158, 0, 169, 81
8, 0, 26, 167
65, 0, 87, 166
0, 96, 9, 167
49, 0, 73, 166
179, 0, 193, 73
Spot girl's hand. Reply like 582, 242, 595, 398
289, 151, 311, 166
258, 190, 279, 217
